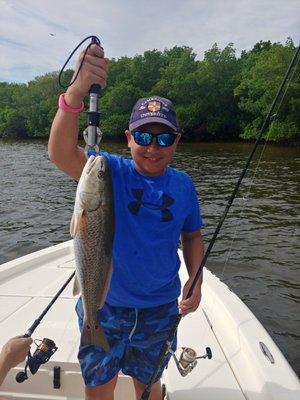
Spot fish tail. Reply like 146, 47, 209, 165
94, 325, 111, 353
81, 319, 110, 353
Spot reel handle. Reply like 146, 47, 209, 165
15, 371, 28, 383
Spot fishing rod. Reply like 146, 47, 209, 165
16, 35, 103, 383
140, 44, 300, 400
58, 35, 103, 156
83, 37, 103, 156
16, 271, 75, 382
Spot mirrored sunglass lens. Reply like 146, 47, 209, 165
157, 133, 176, 147
134, 132, 152, 145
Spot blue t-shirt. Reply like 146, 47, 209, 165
101, 152, 203, 308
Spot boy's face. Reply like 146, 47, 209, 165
125, 123, 181, 176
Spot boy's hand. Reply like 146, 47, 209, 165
66, 44, 109, 105
179, 277, 202, 315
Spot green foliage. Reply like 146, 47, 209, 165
100, 80, 143, 136
193, 43, 241, 137
0, 72, 62, 138
268, 121, 298, 141
0, 108, 27, 138
235, 40, 299, 141
0, 39, 298, 142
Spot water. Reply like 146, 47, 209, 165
0, 139, 299, 376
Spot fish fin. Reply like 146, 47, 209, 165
81, 318, 110, 353
94, 325, 111, 353
70, 210, 88, 237
73, 274, 80, 296
70, 212, 79, 237
98, 261, 113, 309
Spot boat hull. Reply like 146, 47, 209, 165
0, 241, 299, 399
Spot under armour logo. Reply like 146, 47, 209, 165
128, 188, 174, 222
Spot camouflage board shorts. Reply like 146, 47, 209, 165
75, 298, 178, 386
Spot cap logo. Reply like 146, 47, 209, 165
147, 100, 161, 112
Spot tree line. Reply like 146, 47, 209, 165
0, 38, 298, 142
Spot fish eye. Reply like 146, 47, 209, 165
97, 170, 104, 179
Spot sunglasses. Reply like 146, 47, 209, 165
131, 131, 178, 147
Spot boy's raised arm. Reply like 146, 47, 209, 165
48, 90, 86, 181
48, 44, 109, 181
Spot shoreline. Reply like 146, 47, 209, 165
0, 135, 299, 148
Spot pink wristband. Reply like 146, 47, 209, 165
58, 93, 84, 113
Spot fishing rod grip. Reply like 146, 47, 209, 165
85, 37, 103, 154
89, 83, 101, 95
23, 319, 40, 337
89, 36, 102, 95
140, 314, 182, 399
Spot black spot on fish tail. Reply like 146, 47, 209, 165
81, 319, 110, 353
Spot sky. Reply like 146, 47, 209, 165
0, 0, 299, 83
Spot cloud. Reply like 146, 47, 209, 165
0, 0, 299, 83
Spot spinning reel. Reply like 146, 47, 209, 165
16, 338, 57, 383
169, 346, 212, 377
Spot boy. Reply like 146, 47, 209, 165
48, 44, 204, 400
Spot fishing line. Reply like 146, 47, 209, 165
221, 46, 300, 266
140, 44, 300, 400
270, 54, 300, 121
197, 44, 300, 298
58, 35, 102, 89
203, 45, 300, 299
16, 35, 104, 383
224, 46, 299, 236
198, 48, 300, 380
199, 44, 300, 370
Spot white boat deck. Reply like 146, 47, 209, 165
0, 241, 299, 399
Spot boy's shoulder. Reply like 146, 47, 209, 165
101, 151, 131, 169
100, 151, 194, 185
168, 165, 194, 184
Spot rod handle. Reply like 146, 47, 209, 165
89, 83, 101, 95
89, 37, 102, 95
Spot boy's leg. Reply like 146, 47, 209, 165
76, 300, 126, 397
132, 378, 162, 400
85, 374, 118, 400
122, 301, 178, 399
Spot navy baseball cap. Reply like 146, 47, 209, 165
129, 96, 180, 132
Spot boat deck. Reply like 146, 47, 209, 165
0, 241, 299, 399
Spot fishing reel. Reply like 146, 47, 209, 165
170, 346, 212, 377
16, 338, 58, 383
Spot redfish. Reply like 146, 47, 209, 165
71, 155, 114, 352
